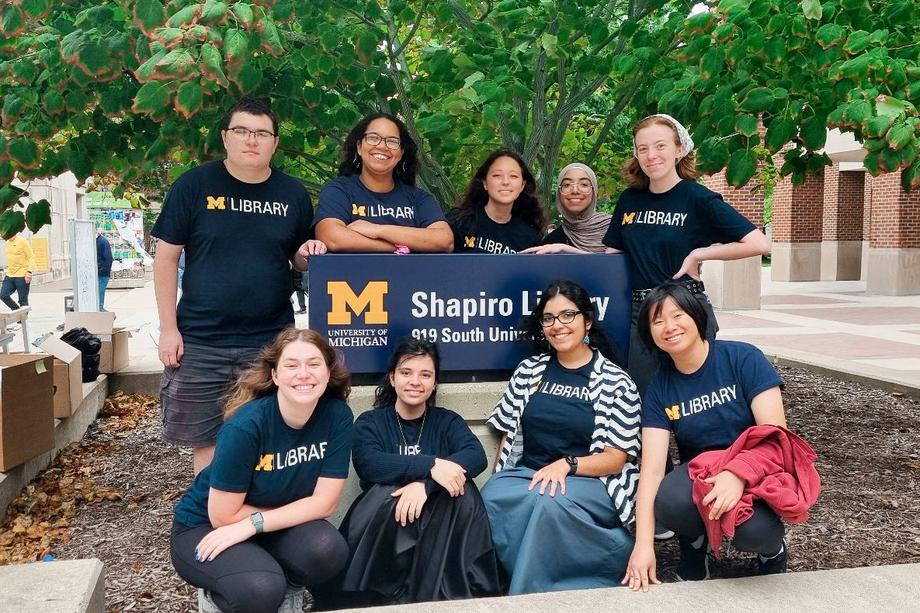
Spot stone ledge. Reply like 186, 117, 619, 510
0, 558, 104, 613
336, 563, 920, 613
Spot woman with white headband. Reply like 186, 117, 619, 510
602, 114, 769, 395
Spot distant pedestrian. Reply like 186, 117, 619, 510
1, 232, 34, 311
96, 232, 113, 311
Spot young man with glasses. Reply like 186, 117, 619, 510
152, 98, 326, 474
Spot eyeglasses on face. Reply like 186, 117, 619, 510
539, 310, 583, 327
227, 126, 276, 141
559, 180, 593, 193
363, 132, 402, 150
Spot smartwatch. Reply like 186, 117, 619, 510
249, 511, 264, 534
564, 455, 578, 475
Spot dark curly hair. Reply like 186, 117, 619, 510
337, 113, 419, 186
374, 337, 441, 409
518, 279, 624, 367
451, 149, 546, 233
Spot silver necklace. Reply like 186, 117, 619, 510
395, 406, 427, 449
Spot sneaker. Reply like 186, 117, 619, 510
654, 521, 675, 540
758, 541, 788, 575
294, 309, 307, 315
197, 588, 222, 613
675, 535, 710, 581
277, 586, 313, 612
7, 324, 21, 332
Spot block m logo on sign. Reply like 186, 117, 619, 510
327, 281, 389, 325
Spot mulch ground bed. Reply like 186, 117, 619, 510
1, 365, 918, 612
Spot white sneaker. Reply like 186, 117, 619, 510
198, 588, 222, 613
277, 587, 313, 613
6, 324, 21, 332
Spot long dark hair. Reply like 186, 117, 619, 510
224, 328, 351, 419
636, 281, 709, 359
374, 337, 441, 409
518, 279, 623, 366
337, 112, 420, 186
452, 149, 546, 233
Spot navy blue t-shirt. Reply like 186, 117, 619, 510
642, 340, 783, 463
521, 355, 596, 469
448, 209, 542, 253
174, 394, 354, 527
602, 180, 756, 290
151, 161, 313, 347
314, 175, 445, 228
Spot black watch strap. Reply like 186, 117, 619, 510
564, 455, 578, 475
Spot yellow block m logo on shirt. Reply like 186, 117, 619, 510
464, 236, 475, 248
206, 196, 226, 210
664, 405, 681, 421
622, 211, 636, 225
352, 203, 366, 217
254, 454, 273, 471
327, 281, 388, 325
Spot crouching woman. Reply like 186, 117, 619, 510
339, 338, 502, 604
170, 328, 354, 613
482, 280, 642, 595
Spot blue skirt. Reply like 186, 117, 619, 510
481, 466, 634, 595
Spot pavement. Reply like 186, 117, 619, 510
13, 268, 920, 396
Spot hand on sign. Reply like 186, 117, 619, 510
297, 239, 327, 258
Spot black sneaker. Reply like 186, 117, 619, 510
675, 535, 710, 581
758, 541, 788, 575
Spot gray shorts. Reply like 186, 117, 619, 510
159, 342, 261, 447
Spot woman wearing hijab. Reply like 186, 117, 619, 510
522, 163, 611, 254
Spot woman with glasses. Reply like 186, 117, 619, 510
522, 163, 611, 254
448, 150, 545, 253
602, 114, 769, 394
481, 280, 641, 595
314, 113, 453, 253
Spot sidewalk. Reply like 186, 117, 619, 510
12, 269, 920, 394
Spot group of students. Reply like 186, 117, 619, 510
166, 108, 821, 612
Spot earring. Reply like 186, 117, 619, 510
353, 152, 361, 168
399, 160, 407, 174
583, 333, 590, 345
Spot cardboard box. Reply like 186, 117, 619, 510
36, 336, 84, 418
0, 354, 54, 472
64, 312, 131, 374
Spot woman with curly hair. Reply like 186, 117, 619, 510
449, 149, 545, 254
170, 328, 354, 613
481, 280, 640, 595
314, 112, 453, 253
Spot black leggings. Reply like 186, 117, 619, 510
654, 463, 784, 555
170, 519, 348, 613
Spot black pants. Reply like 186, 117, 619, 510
627, 295, 719, 396
170, 519, 348, 613
654, 463, 784, 555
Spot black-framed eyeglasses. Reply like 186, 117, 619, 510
227, 126, 276, 141
363, 132, 402, 150
539, 310, 583, 327
559, 180, 593, 193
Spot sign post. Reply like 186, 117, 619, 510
69, 219, 99, 312
308, 254, 632, 375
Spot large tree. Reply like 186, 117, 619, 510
1, 0, 917, 238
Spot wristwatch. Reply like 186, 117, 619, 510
249, 512, 264, 534
564, 455, 578, 475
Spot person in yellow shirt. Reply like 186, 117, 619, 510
1, 233, 34, 311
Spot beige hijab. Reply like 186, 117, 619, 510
556, 163, 611, 253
